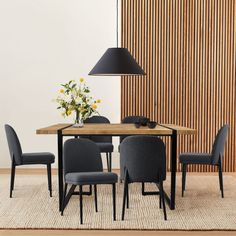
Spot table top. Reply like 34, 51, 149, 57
36, 123, 197, 136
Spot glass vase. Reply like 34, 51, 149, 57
73, 111, 84, 128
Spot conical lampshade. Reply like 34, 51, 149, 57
89, 48, 145, 76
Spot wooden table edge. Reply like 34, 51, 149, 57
36, 123, 197, 135
36, 124, 72, 135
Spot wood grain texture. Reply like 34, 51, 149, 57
37, 123, 196, 136
36, 124, 71, 134
121, 0, 236, 172
160, 124, 198, 135
62, 123, 174, 135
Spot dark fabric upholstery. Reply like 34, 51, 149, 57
22, 152, 55, 165
5, 124, 54, 198
179, 153, 212, 164
96, 143, 114, 153
65, 172, 118, 185
211, 125, 229, 165
120, 115, 147, 144
179, 125, 229, 166
63, 138, 103, 175
63, 138, 118, 185
179, 125, 229, 198
120, 136, 166, 183
121, 115, 147, 124
5, 125, 23, 165
84, 116, 113, 144
5, 124, 55, 166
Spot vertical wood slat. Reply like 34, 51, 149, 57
121, 0, 236, 172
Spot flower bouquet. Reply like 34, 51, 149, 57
55, 78, 101, 127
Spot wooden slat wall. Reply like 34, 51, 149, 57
121, 0, 236, 172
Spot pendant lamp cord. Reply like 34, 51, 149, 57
116, 0, 119, 47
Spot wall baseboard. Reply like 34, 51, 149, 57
0, 168, 120, 175
0, 168, 235, 176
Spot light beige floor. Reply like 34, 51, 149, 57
0, 169, 235, 236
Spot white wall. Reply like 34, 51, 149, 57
0, 0, 121, 168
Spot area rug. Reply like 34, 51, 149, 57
0, 174, 236, 230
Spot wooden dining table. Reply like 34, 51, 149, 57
36, 123, 196, 212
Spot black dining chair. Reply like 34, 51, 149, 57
120, 115, 147, 144
120, 135, 167, 221
180, 124, 229, 198
84, 116, 114, 172
61, 138, 118, 224
5, 124, 55, 197
119, 115, 148, 187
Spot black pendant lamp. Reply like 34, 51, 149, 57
89, 0, 145, 76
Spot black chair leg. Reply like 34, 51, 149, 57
109, 152, 112, 172
89, 185, 92, 195
79, 185, 83, 224
182, 164, 187, 197
106, 153, 110, 172
141, 182, 145, 195
126, 181, 129, 209
121, 170, 128, 220
112, 183, 116, 221
47, 164, 52, 197
10, 161, 16, 198
158, 184, 162, 209
218, 162, 224, 198
94, 185, 98, 212
160, 180, 167, 221
61, 183, 68, 216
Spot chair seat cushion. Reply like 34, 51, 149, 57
22, 152, 55, 165
179, 153, 212, 165
65, 172, 118, 185
96, 142, 114, 153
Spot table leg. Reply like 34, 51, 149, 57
57, 130, 63, 212
170, 130, 177, 210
